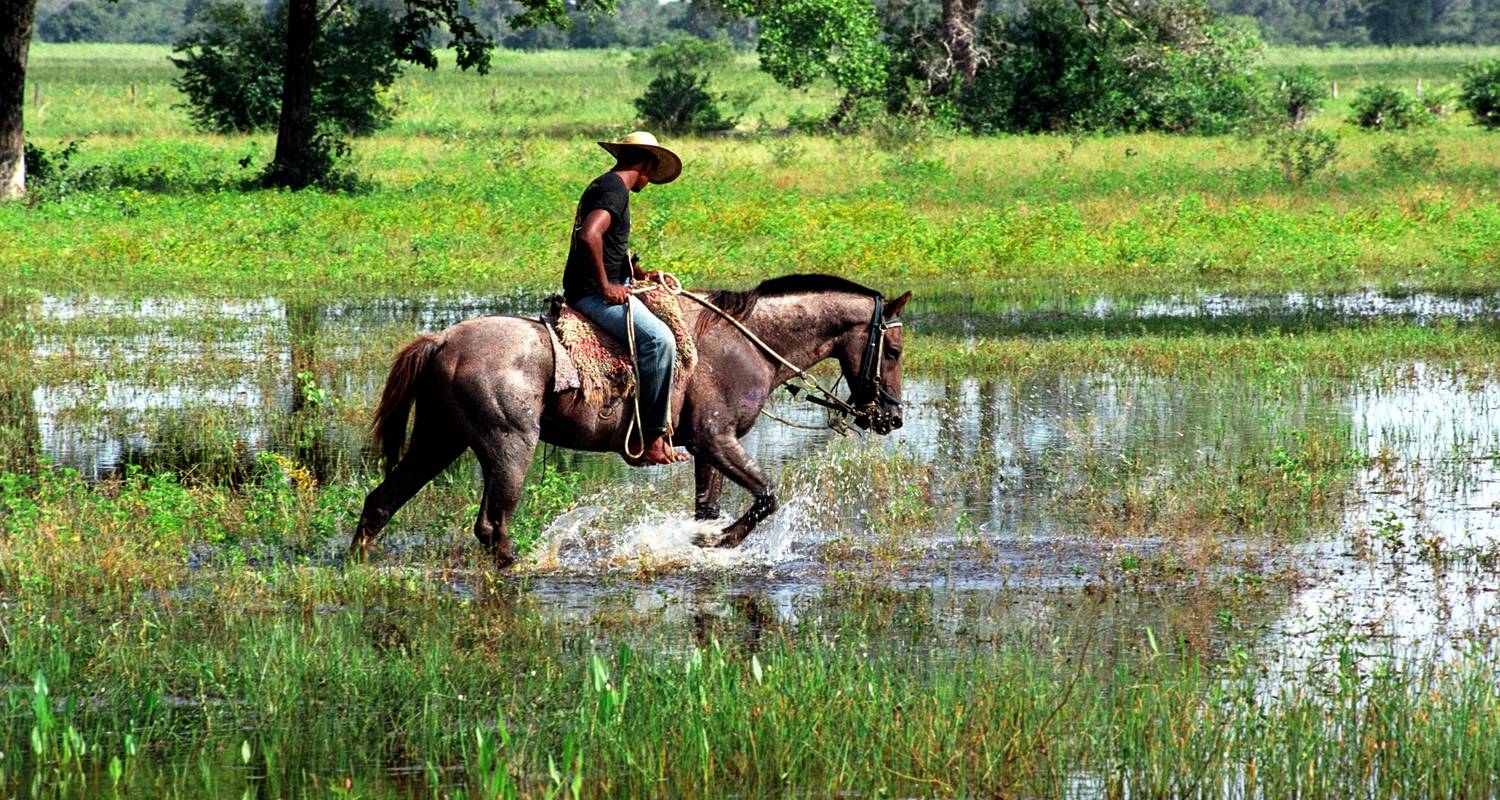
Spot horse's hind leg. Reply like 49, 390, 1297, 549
351, 420, 466, 561
471, 427, 540, 569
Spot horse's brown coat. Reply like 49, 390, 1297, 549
352, 275, 911, 566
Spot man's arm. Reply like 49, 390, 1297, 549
579, 209, 629, 305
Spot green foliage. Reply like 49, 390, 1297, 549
1458, 59, 1500, 128
20, 141, 101, 200
171, 2, 402, 136
1270, 64, 1331, 127
1372, 137, 1442, 175
633, 70, 737, 133
631, 35, 735, 74
632, 36, 744, 133
1262, 129, 1341, 183
257, 132, 366, 193
14, 45, 1500, 301
739, 0, 890, 104
1349, 83, 1433, 129
959, 0, 1266, 135
36, 0, 198, 44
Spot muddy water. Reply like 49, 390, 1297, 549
7, 292, 1500, 662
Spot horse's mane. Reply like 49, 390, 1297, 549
695, 274, 878, 337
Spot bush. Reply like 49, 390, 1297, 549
631, 35, 744, 134
1270, 65, 1330, 128
632, 35, 735, 74
1458, 59, 1500, 129
633, 71, 736, 134
1348, 83, 1431, 130
256, 132, 366, 193
21, 141, 107, 201
1263, 129, 1340, 184
958, 0, 1264, 135
171, 1, 402, 135
1372, 138, 1441, 176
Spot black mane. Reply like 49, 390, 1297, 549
700, 274, 878, 329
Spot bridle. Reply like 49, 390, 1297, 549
848, 294, 904, 430
653, 275, 904, 433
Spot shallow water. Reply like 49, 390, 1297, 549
5, 291, 1500, 665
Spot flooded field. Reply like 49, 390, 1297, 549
3, 291, 1499, 797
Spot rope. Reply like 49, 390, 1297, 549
621, 296, 647, 461
620, 279, 679, 461
651, 272, 858, 417
614, 272, 858, 444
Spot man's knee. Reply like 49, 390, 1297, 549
645, 340, 675, 373
638, 326, 676, 363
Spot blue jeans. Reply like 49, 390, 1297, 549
571, 291, 677, 438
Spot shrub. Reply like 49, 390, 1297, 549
958, 0, 1264, 135
1458, 59, 1500, 129
1372, 138, 1441, 176
1348, 83, 1431, 130
1263, 129, 1340, 184
1270, 65, 1330, 128
631, 35, 744, 134
171, 1, 402, 135
632, 35, 735, 74
257, 132, 366, 193
20, 141, 107, 201
633, 71, 736, 134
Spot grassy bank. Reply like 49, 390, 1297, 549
6, 564, 1500, 798
6, 45, 1500, 303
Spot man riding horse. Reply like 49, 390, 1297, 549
351, 131, 913, 566
563, 131, 689, 467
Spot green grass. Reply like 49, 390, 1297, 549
6, 42, 1500, 798
6, 44, 1500, 304
6, 560, 1500, 798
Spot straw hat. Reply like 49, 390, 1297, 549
597, 131, 682, 184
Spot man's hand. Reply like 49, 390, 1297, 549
602, 282, 630, 305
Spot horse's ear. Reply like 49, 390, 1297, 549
884, 291, 911, 319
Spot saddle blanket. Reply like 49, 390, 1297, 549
543, 284, 699, 398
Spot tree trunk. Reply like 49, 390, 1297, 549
941, 0, 983, 85
0, 0, 37, 201
269, 0, 318, 187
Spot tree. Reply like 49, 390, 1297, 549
256, 0, 613, 188
941, 0, 982, 85
716, 0, 889, 124
1, 0, 38, 200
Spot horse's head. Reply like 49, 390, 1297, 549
842, 290, 910, 435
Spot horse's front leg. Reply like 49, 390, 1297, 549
694, 458, 725, 520
693, 433, 777, 548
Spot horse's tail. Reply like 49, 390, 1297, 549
371, 334, 443, 474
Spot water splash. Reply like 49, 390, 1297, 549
526, 490, 820, 574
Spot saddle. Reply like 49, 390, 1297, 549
541, 284, 699, 403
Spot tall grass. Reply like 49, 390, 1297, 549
5, 567, 1500, 798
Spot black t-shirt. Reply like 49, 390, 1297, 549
563, 172, 631, 302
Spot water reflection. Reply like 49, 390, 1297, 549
4, 292, 1498, 663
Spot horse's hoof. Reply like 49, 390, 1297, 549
348, 536, 377, 564
695, 527, 745, 549
487, 545, 517, 569
692, 530, 720, 548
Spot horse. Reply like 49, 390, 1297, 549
351, 274, 911, 566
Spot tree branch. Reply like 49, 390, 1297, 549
317, 0, 345, 25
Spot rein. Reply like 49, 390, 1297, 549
641, 273, 901, 432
